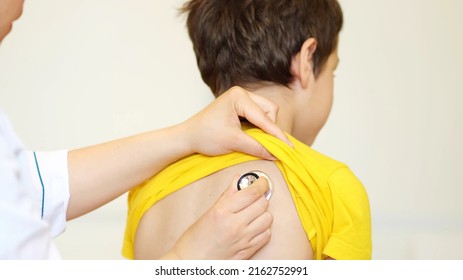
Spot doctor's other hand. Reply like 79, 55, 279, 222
162, 176, 273, 260
181, 86, 291, 160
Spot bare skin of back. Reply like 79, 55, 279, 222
134, 160, 313, 259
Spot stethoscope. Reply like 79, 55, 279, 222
237, 171, 273, 200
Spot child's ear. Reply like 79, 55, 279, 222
291, 38, 317, 89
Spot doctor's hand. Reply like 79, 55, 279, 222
180, 86, 291, 160
162, 176, 273, 260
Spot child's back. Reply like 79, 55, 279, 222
123, 0, 372, 259
134, 158, 312, 259
123, 129, 371, 259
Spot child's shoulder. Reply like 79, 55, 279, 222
290, 134, 349, 175
244, 126, 363, 182
302, 145, 364, 191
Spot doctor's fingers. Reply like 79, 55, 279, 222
227, 132, 276, 160
229, 213, 273, 260
246, 225, 272, 255
245, 209, 273, 241
238, 195, 271, 226
231, 228, 272, 260
233, 89, 292, 147
225, 177, 270, 213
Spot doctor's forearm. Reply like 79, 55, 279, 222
66, 123, 193, 220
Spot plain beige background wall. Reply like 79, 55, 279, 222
0, 0, 462, 259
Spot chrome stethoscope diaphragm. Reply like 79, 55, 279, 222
237, 171, 273, 200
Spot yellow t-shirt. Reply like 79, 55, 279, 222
123, 128, 372, 260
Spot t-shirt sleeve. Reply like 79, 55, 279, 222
322, 167, 372, 260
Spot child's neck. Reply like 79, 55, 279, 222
247, 83, 296, 135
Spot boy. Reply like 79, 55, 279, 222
123, 0, 371, 259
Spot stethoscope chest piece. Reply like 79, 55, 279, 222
237, 171, 273, 200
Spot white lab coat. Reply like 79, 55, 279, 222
0, 111, 69, 259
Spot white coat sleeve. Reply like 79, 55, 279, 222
0, 112, 60, 259
25, 150, 70, 237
